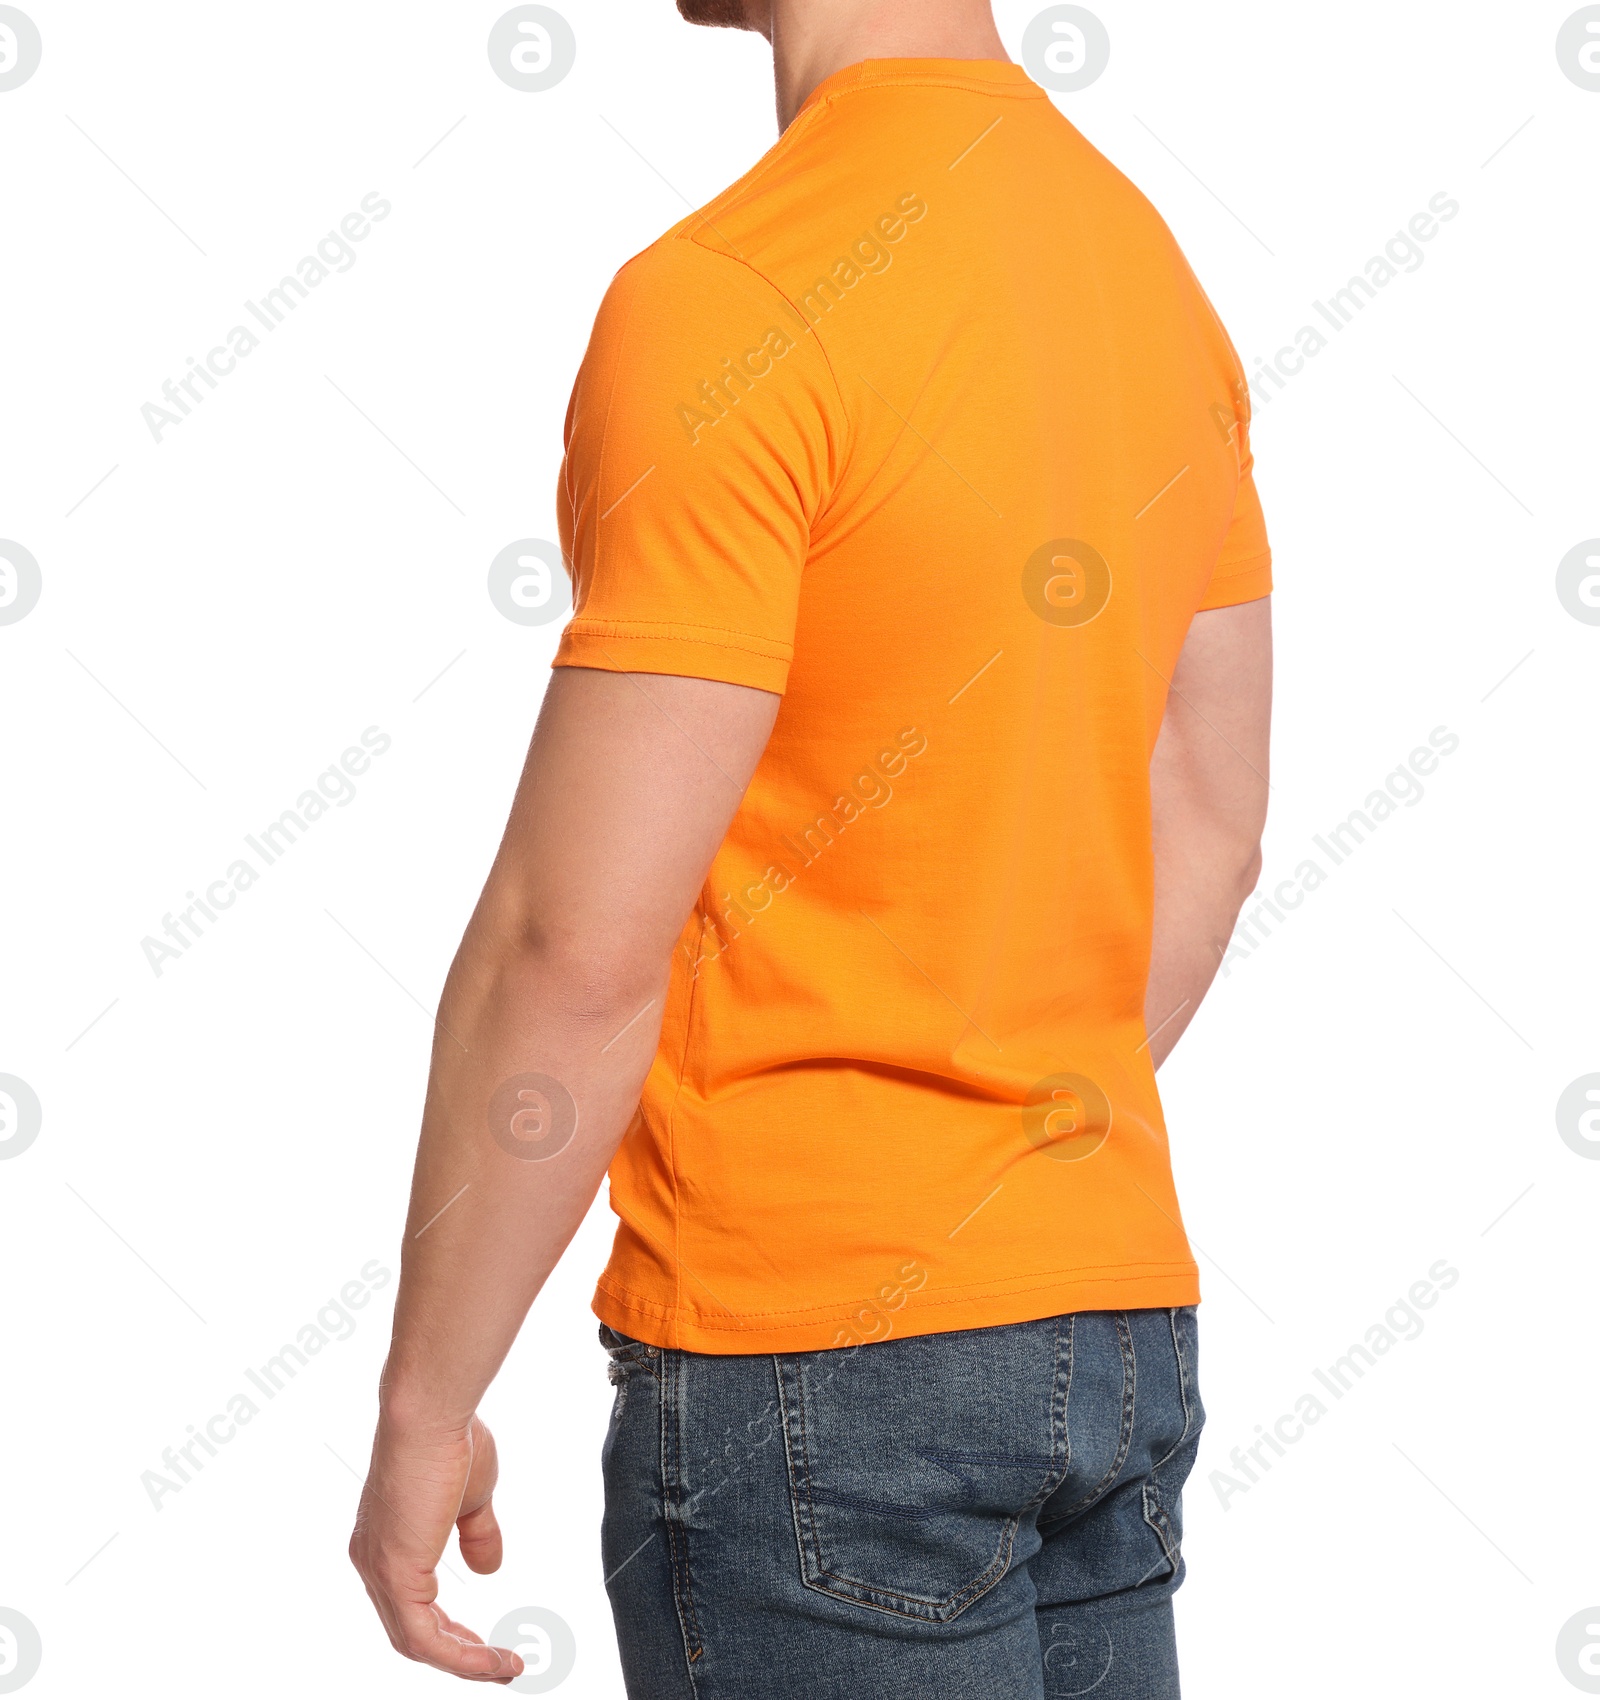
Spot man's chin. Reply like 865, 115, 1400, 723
676, 0, 758, 28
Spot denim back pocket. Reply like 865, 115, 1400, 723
775, 1322, 1066, 1623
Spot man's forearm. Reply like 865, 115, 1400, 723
378, 921, 667, 1431
1142, 600, 1272, 1069
365, 668, 777, 1440
1143, 828, 1261, 1069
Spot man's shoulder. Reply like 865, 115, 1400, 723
597, 102, 869, 310
587, 222, 795, 365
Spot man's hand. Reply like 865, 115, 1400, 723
348, 1413, 524, 1684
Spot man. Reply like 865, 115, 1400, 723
348, 0, 1271, 1693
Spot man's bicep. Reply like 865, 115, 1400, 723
480, 667, 779, 975
1151, 596, 1272, 834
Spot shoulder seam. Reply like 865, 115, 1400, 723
670, 237, 853, 475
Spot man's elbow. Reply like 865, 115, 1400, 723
527, 938, 669, 1027
1217, 826, 1265, 916
458, 916, 673, 1031
1183, 815, 1264, 914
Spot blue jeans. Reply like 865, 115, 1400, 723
599, 1307, 1203, 1698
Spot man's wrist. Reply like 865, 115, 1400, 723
377, 1357, 478, 1437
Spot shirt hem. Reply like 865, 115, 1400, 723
1198, 550, 1273, 610
554, 626, 791, 694
592, 1263, 1201, 1354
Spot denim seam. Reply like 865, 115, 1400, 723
1056, 1314, 1075, 1498
1041, 1311, 1138, 1524
1027, 1312, 1074, 1511
1142, 1487, 1179, 1571
675, 1355, 707, 1661
1139, 1308, 1198, 1572
660, 1352, 706, 1675
1147, 1308, 1197, 1478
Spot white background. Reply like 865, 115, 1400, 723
2, 1, 1595, 1695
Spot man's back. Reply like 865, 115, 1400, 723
556, 57, 1271, 1351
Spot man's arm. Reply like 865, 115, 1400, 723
1143, 597, 1272, 1067
348, 666, 779, 1683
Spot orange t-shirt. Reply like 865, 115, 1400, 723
555, 58, 1270, 1353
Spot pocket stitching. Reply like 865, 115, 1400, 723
806, 1523, 1023, 1619
777, 1354, 1024, 1621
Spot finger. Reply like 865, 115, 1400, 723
390, 1598, 524, 1682
434, 1613, 520, 1684
434, 1609, 485, 1642
434, 1607, 514, 1663
429, 1607, 523, 1688
457, 1417, 504, 1574
462, 1417, 500, 1510
456, 1494, 504, 1574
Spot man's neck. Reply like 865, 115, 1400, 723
769, 0, 1008, 129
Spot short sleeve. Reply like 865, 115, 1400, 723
554, 237, 841, 694
1199, 399, 1272, 610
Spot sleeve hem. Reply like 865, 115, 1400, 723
1198, 550, 1273, 611
554, 626, 791, 694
